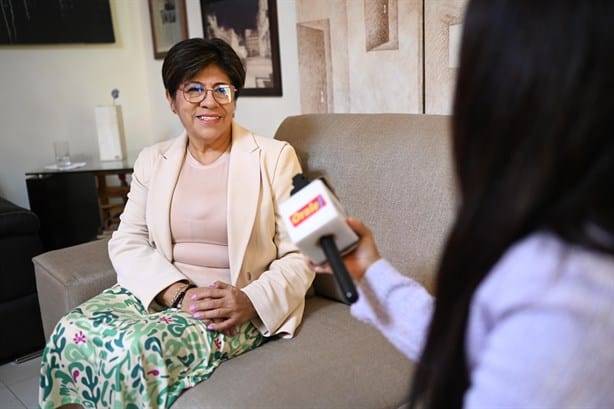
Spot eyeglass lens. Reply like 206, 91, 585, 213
181, 82, 234, 104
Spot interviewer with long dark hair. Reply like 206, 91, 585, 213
336, 1, 614, 407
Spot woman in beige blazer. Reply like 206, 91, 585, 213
39, 38, 314, 409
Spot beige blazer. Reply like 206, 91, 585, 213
108, 122, 315, 338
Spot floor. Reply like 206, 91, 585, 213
0, 353, 41, 409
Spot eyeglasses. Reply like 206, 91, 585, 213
179, 82, 236, 105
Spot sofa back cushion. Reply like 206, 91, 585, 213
274, 113, 457, 294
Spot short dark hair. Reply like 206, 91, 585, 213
162, 37, 246, 100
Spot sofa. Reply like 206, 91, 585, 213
33, 113, 456, 408
0, 196, 46, 363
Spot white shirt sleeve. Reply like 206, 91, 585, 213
350, 259, 434, 361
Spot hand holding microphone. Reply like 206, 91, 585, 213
280, 174, 380, 303
320, 217, 381, 281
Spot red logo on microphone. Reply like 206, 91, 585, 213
290, 195, 327, 227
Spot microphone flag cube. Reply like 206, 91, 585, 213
279, 178, 358, 265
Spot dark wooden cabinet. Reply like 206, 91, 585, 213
25, 159, 133, 252
26, 173, 101, 251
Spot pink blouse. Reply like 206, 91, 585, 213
170, 149, 231, 286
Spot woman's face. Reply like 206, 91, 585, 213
168, 65, 235, 148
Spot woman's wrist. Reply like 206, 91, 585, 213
172, 283, 196, 309
358, 257, 380, 280
156, 281, 189, 307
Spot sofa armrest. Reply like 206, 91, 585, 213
33, 238, 116, 339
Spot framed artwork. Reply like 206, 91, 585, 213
148, 0, 189, 59
0, 0, 114, 45
200, 0, 282, 96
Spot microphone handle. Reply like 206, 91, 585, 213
319, 235, 359, 304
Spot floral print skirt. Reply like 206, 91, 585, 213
39, 284, 264, 408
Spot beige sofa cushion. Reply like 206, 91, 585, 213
275, 113, 457, 294
174, 297, 414, 408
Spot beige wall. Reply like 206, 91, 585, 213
296, 0, 467, 115
346, 0, 422, 113
424, 0, 467, 114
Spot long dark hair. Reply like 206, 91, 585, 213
409, 0, 614, 407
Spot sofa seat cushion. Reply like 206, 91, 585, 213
174, 296, 414, 409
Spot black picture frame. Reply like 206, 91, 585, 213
148, 0, 189, 60
0, 0, 114, 45
200, 0, 282, 96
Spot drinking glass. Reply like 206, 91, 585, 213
54, 141, 72, 169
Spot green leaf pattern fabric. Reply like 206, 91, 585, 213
39, 284, 263, 408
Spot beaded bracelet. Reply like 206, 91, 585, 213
171, 283, 197, 309
169, 282, 190, 308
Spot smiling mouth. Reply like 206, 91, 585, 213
196, 114, 222, 120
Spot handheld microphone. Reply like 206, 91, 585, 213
279, 173, 359, 303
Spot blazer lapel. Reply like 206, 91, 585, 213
227, 122, 260, 280
149, 132, 187, 261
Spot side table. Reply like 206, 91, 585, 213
25, 157, 133, 251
